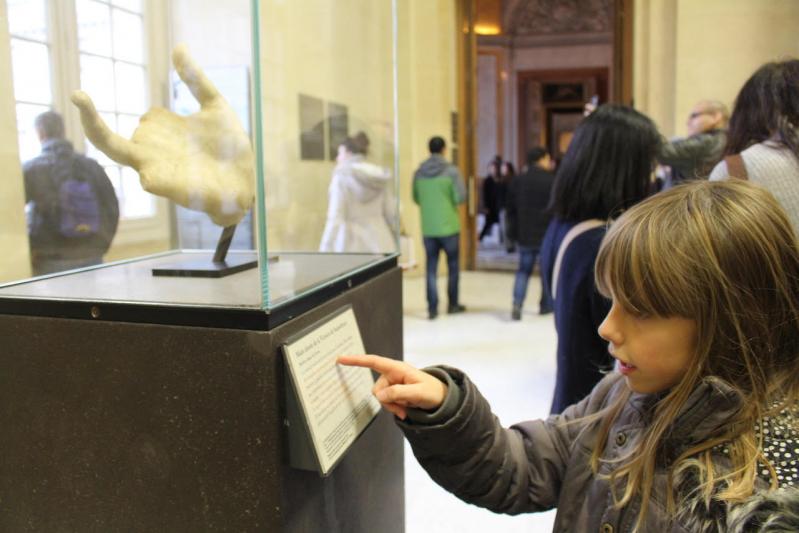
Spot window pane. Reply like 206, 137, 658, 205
114, 62, 146, 113
80, 54, 115, 111
117, 113, 139, 138
120, 166, 155, 218
104, 165, 123, 199
16, 103, 51, 162
76, 0, 112, 57
10, 39, 51, 104
112, 9, 144, 63
85, 112, 117, 167
111, 0, 142, 13
7, 0, 48, 41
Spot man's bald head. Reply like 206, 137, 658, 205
686, 100, 729, 136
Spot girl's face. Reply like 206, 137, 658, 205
598, 300, 697, 394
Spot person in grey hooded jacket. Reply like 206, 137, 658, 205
339, 181, 799, 532
412, 136, 467, 319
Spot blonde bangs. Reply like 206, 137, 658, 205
595, 199, 696, 321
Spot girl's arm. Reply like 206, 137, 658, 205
400, 366, 620, 515
337, 354, 621, 515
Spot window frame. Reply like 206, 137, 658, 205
7, 0, 172, 251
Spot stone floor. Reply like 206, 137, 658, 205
402, 269, 558, 532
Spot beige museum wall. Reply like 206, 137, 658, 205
396, 0, 458, 277
635, 0, 799, 137
0, 2, 32, 281
257, 0, 395, 252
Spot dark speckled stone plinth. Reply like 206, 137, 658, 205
0, 268, 404, 532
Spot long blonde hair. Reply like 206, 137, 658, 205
592, 180, 799, 528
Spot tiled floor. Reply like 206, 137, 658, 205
402, 269, 558, 532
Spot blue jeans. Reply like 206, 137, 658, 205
512, 246, 550, 311
423, 234, 460, 312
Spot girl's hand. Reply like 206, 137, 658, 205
336, 354, 447, 420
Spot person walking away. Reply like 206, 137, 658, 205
478, 158, 501, 243
413, 136, 467, 320
23, 110, 119, 276
498, 160, 516, 253
506, 147, 555, 320
319, 131, 395, 253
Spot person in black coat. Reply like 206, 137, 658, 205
506, 147, 554, 319
478, 158, 502, 242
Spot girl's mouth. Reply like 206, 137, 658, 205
617, 360, 637, 375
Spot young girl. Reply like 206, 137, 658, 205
339, 180, 799, 531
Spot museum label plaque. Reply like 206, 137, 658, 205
282, 306, 380, 475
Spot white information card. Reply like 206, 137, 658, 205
282, 307, 381, 475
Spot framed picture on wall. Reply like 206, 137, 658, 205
299, 93, 325, 160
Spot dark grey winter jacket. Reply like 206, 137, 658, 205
398, 369, 799, 532
658, 129, 727, 185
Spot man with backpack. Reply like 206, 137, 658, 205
23, 111, 119, 276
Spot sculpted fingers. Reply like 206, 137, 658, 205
71, 90, 142, 168
172, 43, 222, 109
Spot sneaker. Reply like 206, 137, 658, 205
447, 304, 466, 314
428, 309, 438, 320
539, 306, 553, 315
512, 306, 522, 320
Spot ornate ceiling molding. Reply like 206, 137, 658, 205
478, 31, 612, 48
505, 0, 612, 37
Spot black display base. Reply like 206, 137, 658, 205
152, 256, 259, 278
0, 267, 404, 532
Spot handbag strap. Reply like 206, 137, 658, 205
551, 219, 605, 300
724, 154, 748, 180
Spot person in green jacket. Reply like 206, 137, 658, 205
413, 136, 467, 320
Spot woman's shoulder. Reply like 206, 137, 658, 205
741, 140, 797, 164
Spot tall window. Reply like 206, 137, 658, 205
77, 0, 153, 218
6, 0, 154, 219
8, 0, 51, 162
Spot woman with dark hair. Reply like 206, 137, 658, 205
539, 104, 660, 414
709, 59, 799, 233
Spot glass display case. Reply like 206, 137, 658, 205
0, 0, 399, 329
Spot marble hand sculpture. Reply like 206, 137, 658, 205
71, 44, 255, 227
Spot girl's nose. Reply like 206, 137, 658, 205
598, 303, 623, 344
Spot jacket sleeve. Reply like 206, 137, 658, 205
505, 180, 518, 241
412, 173, 420, 205
90, 160, 119, 244
397, 367, 622, 515
657, 134, 721, 179
449, 166, 467, 205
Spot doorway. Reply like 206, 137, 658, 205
518, 68, 609, 168
466, 0, 633, 271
